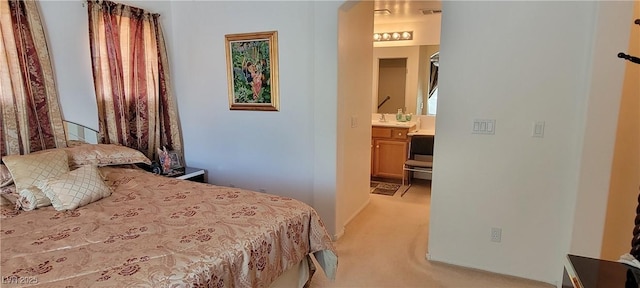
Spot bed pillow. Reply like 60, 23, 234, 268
2, 150, 70, 210
0, 164, 12, 187
42, 165, 111, 211
1, 185, 48, 211
62, 143, 152, 168
18, 187, 51, 211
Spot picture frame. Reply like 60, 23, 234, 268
167, 151, 183, 170
157, 147, 183, 176
225, 31, 279, 111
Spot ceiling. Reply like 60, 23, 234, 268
373, 0, 442, 24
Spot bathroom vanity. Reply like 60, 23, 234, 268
371, 120, 417, 179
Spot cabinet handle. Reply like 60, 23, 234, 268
376, 145, 379, 148
398, 133, 402, 136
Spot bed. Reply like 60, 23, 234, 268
0, 125, 337, 287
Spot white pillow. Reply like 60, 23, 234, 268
42, 165, 111, 211
18, 187, 51, 211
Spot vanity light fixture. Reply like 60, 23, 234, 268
373, 31, 413, 42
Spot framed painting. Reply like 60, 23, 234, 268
225, 31, 279, 111
167, 151, 183, 170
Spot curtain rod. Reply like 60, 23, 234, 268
82, 1, 161, 17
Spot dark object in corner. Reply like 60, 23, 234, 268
631, 188, 640, 261
151, 162, 162, 174
566, 254, 640, 288
627, 268, 640, 288
136, 162, 161, 174
619, 19, 640, 65
619, 53, 640, 65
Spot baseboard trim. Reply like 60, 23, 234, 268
334, 197, 371, 240
345, 198, 371, 227
427, 256, 553, 286
333, 228, 344, 241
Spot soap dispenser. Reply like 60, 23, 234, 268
396, 108, 403, 121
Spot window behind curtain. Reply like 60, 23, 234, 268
87, 0, 182, 162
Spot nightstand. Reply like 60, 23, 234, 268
563, 254, 638, 288
172, 167, 206, 183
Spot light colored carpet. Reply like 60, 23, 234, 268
309, 179, 553, 288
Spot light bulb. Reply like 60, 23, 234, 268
373, 33, 381, 41
382, 33, 391, 40
402, 32, 411, 39
392, 32, 400, 40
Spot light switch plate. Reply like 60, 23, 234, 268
472, 119, 496, 135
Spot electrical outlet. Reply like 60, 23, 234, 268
532, 121, 545, 138
491, 227, 502, 243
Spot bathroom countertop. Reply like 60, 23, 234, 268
371, 120, 417, 129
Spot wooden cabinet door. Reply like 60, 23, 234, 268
373, 139, 407, 179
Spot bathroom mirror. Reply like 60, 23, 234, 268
377, 58, 407, 114
427, 51, 439, 115
373, 45, 440, 115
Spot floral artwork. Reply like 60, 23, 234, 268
225, 31, 279, 111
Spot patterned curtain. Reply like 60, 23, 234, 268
0, 0, 67, 157
87, 0, 182, 161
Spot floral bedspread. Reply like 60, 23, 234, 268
0, 167, 337, 287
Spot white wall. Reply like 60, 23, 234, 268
39, 0, 341, 236
336, 1, 374, 238
37, 0, 635, 284
168, 1, 340, 235
310, 1, 341, 238
429, 1, 631, 285
372, 46, 420, 115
